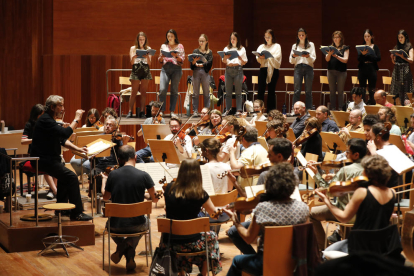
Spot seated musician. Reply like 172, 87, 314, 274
307, 138, 367, 250
404, 113, 414, 150
338, 110, 364, 143
377, 106, 401, 135
290, 101, 310, 138
30, 95, 92, 221
199, 109, 222, 135
240, 99, 267, 127
224, 163, 309, 276
374, 89, 394, 107
267, 109, 285, 122
98, 107, 118, 131
82, 108, 100, 128
21, 104, 57, 200
317, 155, 402, 262
101, 145, 158, 271
187, 107, 210, 146
298, 117, 323, 162
217, 115, 241, 163
315, 105, 339, 133
135, 101, 165, 163
362, 114, 379, 142
347, 87, 366, 117
264, 119, 285, 139
162, 159, 222, 276
228, 126, 270, 194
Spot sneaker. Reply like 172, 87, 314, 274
70, 213, 93, 221
125, 246, 136, 271
46, 191, 55, 200
327, 230, 341, 244
126, 111, 133, 119
193, 111, 200, 117
170, 111, 176, 118
222, 110, 231, 117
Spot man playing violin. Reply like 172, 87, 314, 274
101, 145, 159, 271
362, 114, 379, 142
31, 95, 92, 221
315, 105, 339, 133
307, 138, 367, 250
165, 116, 192, 160
338, 110, 364, 143
217, 115, 241, 163
290, 101, 310, 138
188, 107, 210, 146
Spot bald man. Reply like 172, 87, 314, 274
315, 105, 339, 132
338, 110, 364, 143
374, 90, 394, 107
290, 101, 310, 138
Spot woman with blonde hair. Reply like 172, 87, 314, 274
162, 159, 222, 276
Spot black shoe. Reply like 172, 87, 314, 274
126, 111, 133, 119
70, 213, 93, 221
327, 230, 341, 244
125, 246, 136, 271
139, 112, 146, 119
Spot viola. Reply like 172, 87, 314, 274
293, 128, 317, 147
210, 208, 224, 219
299, 159, 353, 170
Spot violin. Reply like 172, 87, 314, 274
95, 165, 119, 179
377, 122, 392, 138
152, 102, 164, 124
217, 162, 272, 179
212, 124, 223, 135
293, 128, 317, 147
233, 126, 247, 148
299, 159, 353, 170
210, 209, 224, 219
227, 190, 267, 215
113, 132, 135, 141
94, 121, 104, 129
215, 132, 233, 143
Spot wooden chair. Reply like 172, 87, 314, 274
119, 76, 141, 117
251, 76, 259, 102
324, 221, 353, 249
394, 182, 414, 220
209, 190, 238, 229
383, 76, 392, 92
157, 217, 214, 275
351, 76, 359, 88
103, 201, 153, 275
155, 76, 183, 116
284, 76, 304, 113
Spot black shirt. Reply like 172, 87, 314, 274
105, 165, 155, 228
31, 112, 73, 163
327, 45, 349, 72
22, 121, 35, 154
300, 132, 323, 162
96, 137, 122, 171
291, 113, 310, 138
357, 44, 381, 71
163, 182, 209, 243
190, 49, 213, 73
394, 45, 413, 64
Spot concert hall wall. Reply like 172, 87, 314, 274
1, 0, 414, 160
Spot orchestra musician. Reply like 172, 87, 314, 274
374, 90, 394, 107
338, 110, 364, 143
308, 138, 367, 249
228, 126, 270, 191
362, 114, 379, 141
83, 108, 100, 127
267, 109, 286, 122
240, 99, 267, 127
297, 117, 323, 162
403, 113, 414, 151
101, 145, 158, 271
377, 106, 401, 135
217, 115, 241, 163
347, 87, 367, 117
224, 163, 309, 276
264, 119, 285, 139
162, 159, 222, 275
290, 101, 310, 138
187, 107, 210, 146
315, 105, 339, 133
30, 95, 92, 221
200, 109, 222, 135
98, 107, 118, 131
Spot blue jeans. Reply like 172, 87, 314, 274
327, 70, 347, 110
227, 221, 256, 255
70, 155, 91, 175
293, 64, 314, 109
225, 66, 244, 111
159, 63, 183, 112
227, 251, 263, 276
135, 145, 153, 163
192, 68, 211, 111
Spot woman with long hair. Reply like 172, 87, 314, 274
390, 29, 414, 105
127, 32, 152, 118
200, 109, 223, 135
83, 108, 100, 127
162, 159, 222, 276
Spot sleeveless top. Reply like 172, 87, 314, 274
327, 45, 349, 72
353, 188, 395, 230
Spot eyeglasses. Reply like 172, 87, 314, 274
199, 40, 206, 43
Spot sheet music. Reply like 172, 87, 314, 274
147, 163, 169, 190
200, 165, 215, 196
377, 145, 414, 175
296, 151, 315, 179
245, 185, 301, 201
87, 141, 111, 155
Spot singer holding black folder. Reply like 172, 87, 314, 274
289, 28, 316, 110
325, 31, 349, 111
158, 29, 185, 116
127, 32, 152, 119
256, 29, 282, 112
222, 32, 248, 116
190, 34, 213, 116
357, 29, 381, 105
390, 29, 414, 106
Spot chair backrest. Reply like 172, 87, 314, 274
157, 217, 210, 235
105, 201, 152, 218
209, 189, 238, 207
155, 76, 160, 85
119, 76, 131, 86
263, 226, 294, 276
351, 76, 359, 86
383, 76, 392, 85
252, 76, 258, 84
320, 76, 329, 85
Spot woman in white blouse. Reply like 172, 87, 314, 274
127, 32, 152, 118
241, 99, 267, 127
158, 29, 185, 116
256, 29, 282, 112
289, 28, 316, 110
222, 32, 248, 116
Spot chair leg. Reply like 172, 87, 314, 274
102, 229, 106, 270
205, 233, 210, 276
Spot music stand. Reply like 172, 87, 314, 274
148, 140, 181, 164
141, 124, 169, 144
286, 128, 296, 142
320, 131, 347, 154
349, 131, 366, 140
395, 106, 413, 129
197, 135, 215, 144
74, 127, 98, 133
75, 131, 104, 137
365, 105, 381, 115
258, 137, 268, 151
331, 111, 350, 128
389, 134, 407, 153
255, 121, 268, 137
308, 110, 316, 117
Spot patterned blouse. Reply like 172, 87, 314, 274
254, 199, 309, 251
160, 44, 185, 66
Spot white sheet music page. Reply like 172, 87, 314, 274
200, 165, 215, 196
377, 144, 414, 175
146, 163, 169, 190
87, 141, 111, 155
296, 151, 315, 178
245, 184, 265, 199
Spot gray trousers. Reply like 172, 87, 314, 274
327, 70, 347, 110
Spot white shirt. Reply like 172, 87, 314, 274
347, 100, 366, 117
249, 114, 267, 127
130, 46, 151, 65
206, 162, 231, 194
164, 133, 192, 158
221, 136, 241, 160
256, 43, 282, 69
222, 46, 248, 66
289, 42, 316, 67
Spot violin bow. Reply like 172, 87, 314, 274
171, 114, 195, 141
213, 121, 230, 137
152, 102, 164, 124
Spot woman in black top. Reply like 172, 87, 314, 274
190, 34, 213, 116
21, 104, 57, 199
390, 29, 414, 105
325, 31, 349, 110
299, 117, 323, 162
163, 159, 222, 275
357, 29, 381, 105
